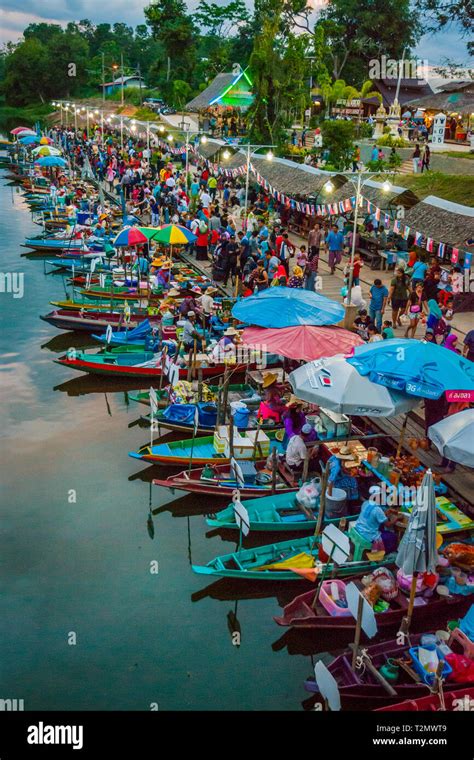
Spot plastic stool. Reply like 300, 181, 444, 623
449, 627, 474, 659
348, 524, 372, 562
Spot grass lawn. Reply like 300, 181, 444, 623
391, 172, 474, 206
440, 152, 474, 160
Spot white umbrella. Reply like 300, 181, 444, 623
428, 409, 474, 468
289, 355, 418, 418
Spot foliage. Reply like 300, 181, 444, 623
394, 173, 474, 207
320, 120, 356, 169
376, 134, 409, 148
413, 0, 473, 56
356, 121, 373, 139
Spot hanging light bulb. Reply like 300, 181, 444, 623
200, 135, 208, 144
382, 180, 391, 193
222, 149, 230, 160
323, 180, 334, 193
266, 150, 273, 161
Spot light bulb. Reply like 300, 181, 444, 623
324, 181, 334, 193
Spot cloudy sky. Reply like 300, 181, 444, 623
0, 0, 471, 67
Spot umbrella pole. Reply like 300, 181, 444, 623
405, 572, 418, 631
396, 413, 409, 458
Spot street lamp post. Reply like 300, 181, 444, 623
324, 171, 392, 305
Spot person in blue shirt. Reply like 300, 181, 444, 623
327, 452, 359, 508
371, 145, 379, 162
257, 221, 269, 242
369, 278, 389, 330
410, 254, 428, 287
326, 224, 344, 274
353, 485, 399, 552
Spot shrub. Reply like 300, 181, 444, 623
376, 133, 409, 148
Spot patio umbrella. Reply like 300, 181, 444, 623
113, 227, 149, 247
20, 135, 40, 145
35, 155, 68, 168
242, 325, 364, 362
150, 224, 197, 245
428, 409, 474, 467
347, 339, 474, 400
135, 226, 165, 241
11, 127, 36, 135
232, 287, 345, 328
39, 136, 53, 145
31, 146, 62, 157
396, 469, 438, 628
289, 355, 418, 417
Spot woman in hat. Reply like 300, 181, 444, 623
288, 265, 304, 289
327, 450, 359, 509
210, 326, 238, 363
258, 373, 287, 423
282, 396, 312, 440
352, 485, 400, 553
197, 286, 218, 326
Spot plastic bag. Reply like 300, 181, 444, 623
296, 480, 321, 510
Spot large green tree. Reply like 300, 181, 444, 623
145, 0, 197, 92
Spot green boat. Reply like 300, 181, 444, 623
206, 491, 327, 532
128, 384, 254, 407
129, 428, 285, 466
192, 536, 396, 581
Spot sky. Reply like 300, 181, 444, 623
0, 0, 472, 68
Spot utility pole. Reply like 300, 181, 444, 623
102, 52, 105, 103
138, 63, 143, 106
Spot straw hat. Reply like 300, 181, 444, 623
205, 286, 218, 295
262, 372, 278, 388
333, 445, 358, 462
286, 394, 303, 408
160, 262, 172, 269
168, 288, 181, 297
224, 326, 239, 336
187, 310, 196, 317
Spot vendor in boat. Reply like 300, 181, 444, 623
179, 294, 198, 317
258, 372, 287, 423
327, 450, 360, 510
352, 485, 400, 553
210, 326, 238, 363
197, 286, 218, 325
285, 424, 319, 473
283, 396, 311, 440
182, 311, 203, 352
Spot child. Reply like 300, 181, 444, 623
382, 320, 394, 339
296, 244, 308, 268
368, 324, 383, 342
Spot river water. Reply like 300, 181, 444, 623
0, 168, 313, 711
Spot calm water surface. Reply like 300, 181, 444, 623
0, 169, 314, 710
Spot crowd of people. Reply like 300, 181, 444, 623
41, 120, 471, 360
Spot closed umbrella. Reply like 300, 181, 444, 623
242, 325, 363, 362
396, 469, 438, 628
428, 409, 474, 467
289, 355, 418, 417
347, 339, 474, 399
232, 287, 344, 328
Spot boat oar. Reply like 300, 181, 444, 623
188, 406, 200, 475
351, 649, 397, 697
351, 594, 365, 670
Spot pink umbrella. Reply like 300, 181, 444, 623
11, 127, 36, 135
242, 325, 364, 362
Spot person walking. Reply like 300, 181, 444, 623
412, 144, 421, 173
421, 144, 431, 173
368, 279, 389, 331
326, 224, 344, 274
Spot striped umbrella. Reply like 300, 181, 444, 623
113, 227, 149, 247
31, 146, 62, 157
149, 224, 197, 245
396, 469, 438, 628
135, 226, 165, 241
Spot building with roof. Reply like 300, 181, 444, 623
186, 67, 254, 112
362, 78, 434, 111
404, 80, 474, 115
103, 76, 146, 96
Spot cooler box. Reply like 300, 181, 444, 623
320, 408, 351, 439
246, 429, 270, 456
213, 425, 238, 454
225, 433, 255, 459
238, 461, 257, 485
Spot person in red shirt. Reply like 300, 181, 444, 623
351, 254, 363, 285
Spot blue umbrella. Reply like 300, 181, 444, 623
20, 135, 40, 145
35, 156, 68, 168
232, 287, 345, 327
347, 339, 474, 399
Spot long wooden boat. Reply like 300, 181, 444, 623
375, 687, 474, 712
40, 310, 161, 333
274, 581, 472, 631
207, 492, 322, 532
55, 351, 252, 380
50, 300, 151, 313
303, 629, 474, 711
24, 236, 106, 252
192, 536, 396, 581
128, 383, 252, 407
153, 461, 301, 497
129, 428, 285, 466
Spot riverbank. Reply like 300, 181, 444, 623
0, 102, 54, 131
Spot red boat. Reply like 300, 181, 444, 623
375, 687, 474, 711
304, 630, 474, 711
275, 583, 472, 633
153, 461, 299, 498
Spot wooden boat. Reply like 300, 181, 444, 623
192, 536, 396, 581
55, 351, 252, 380
40, 310, 161, 333
129, 428, 285, 466
303, 629, 474, 711
375, 687, 474, 711
50, 300, 151, 313
274, 580, 472, 631
206, 491, 322, 532
153, 461, 302, 497
24, 235, 106, 252
128, 383, 252, 407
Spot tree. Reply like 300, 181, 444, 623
193, 0, 250, 37
3, 38, 50, 104
172, 79, 193, 107
414, 0, 473, 56
145, 0, 197, 87
320, 120, 356, 169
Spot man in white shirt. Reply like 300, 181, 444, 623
200, 189, 211, 209
285, 424, 318, 472
165, 174, 176, 189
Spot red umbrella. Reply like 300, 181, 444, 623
242, 325, 364, 362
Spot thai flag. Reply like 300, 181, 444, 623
438, 242, 445, 258
414, 231, 423, 246
384, 213, 390, 228
375, 207, 381, 221
426, 237, 434, 252
403, 225, 410, 240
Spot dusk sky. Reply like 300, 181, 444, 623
0, 0, 471, 67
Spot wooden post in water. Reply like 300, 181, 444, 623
271, 447, 278, 494
351, 594, 365, 670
